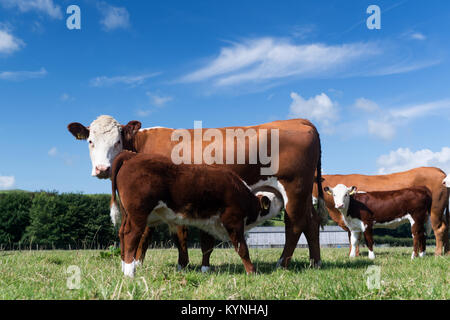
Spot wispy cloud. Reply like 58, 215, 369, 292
146, 91, 173, 107
48, 147, 58, 156
0, 67, 47, 81
89, 72, 160, 87
180, 37, 380, 87
377, 147, 450, 174
354, 97, 379, 112
98, 2, 130, 31
0, 0, 63, 19
366, 98, 450, 141
0, 175, 15, 189
0, 28, 25, 54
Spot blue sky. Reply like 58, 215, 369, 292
1, 0, 450, 193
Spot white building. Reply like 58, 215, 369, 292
246, 226, 349, 248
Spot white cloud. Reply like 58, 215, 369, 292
0, 67, 47, 81
0, 0, 62, 19
377, 147, 450, 174
146, 92, 173, 107
135, 109, 153, 117
48, 147, 57, 156
181, 38, 379, 86
0, 175, 15, 189
366, 98, 450, 141
367, 119, 396, 141
289, 92, 337, 127
354, 97, 379, 112
99, 3, 130, 31
89, 72, 160, 87
0, 28, 24, 54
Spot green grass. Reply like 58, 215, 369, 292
0, 247, 448, 300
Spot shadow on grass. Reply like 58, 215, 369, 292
164, 257, 374, 275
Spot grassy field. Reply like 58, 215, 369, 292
0, 247, 448, 300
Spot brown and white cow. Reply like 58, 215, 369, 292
313, 167, 449, 256
68, 115, 328, 270
324, 184, 432, 260
110, 151, 284, 277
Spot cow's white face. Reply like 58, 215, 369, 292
324, 184, 357, 211
87, 119, 123, 178
443, 176, 450, 188
68, 115, 141, 179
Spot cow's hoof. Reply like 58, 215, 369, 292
368, 251, 376, 260
201, 265, 211, 273
123, 260, 136, 277
309, 259, 321, 269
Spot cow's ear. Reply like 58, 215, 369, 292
68, 122, 89, 140
324, 186, 332, 195
122, 120, 141, 149
261, 196, 271, 211
349, 186, 357, 195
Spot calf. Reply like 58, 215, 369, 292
324, 184, 432, 260
110, 151, 283, 277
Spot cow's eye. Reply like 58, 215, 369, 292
88, 140, 92, 144
115, 140, 121, 146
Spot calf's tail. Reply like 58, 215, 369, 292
110, 151, 137, 227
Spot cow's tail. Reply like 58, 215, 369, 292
110, 151, 137, 227
425, 189, 434, 236
315, 127, 329, 229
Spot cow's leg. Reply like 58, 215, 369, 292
349, 231, 359, 258
411, 221, 426, 259
200, 231, 215, 273
429, 190, 449, 255
226, 226, 255, 274
171, 225, 189, 270
303, 204, 322, 268
135, 226, 154, 265
347, 230, 360, 257
123, 220, 146, 277
363, 227, 375, 260
118, 214, 127, 272
277, 193, 316, 269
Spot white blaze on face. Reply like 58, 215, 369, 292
327, 184, 354, 211
87, 116, 123, 178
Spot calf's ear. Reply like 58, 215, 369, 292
349, 186, 357, 195
68, 122, 89, 140
324, 186, 332, 195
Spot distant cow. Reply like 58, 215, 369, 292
324, 184, 432, 260
313, 167, 449, 256
110, 151, 284, 277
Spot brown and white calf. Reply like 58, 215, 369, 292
110, 151, 283, 277
313, 167, 449, 256
324, 184, 432, 260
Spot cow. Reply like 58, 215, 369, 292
313, 167, 449, 256
68, 115, 328, 270
324, 184, 432, 260
110, 151, 284, 277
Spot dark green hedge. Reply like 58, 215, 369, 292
0, 191, 202, 249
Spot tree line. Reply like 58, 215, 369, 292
0, 190, 429, 249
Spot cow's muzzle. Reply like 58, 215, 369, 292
94, 165, 110, 179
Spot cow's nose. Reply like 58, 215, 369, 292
335, 204, 344, 209
95, 165, 110, 175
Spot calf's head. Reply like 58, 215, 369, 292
68, 115, 141, 179
324, 184, 357, 211
443, 176, 450, 188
